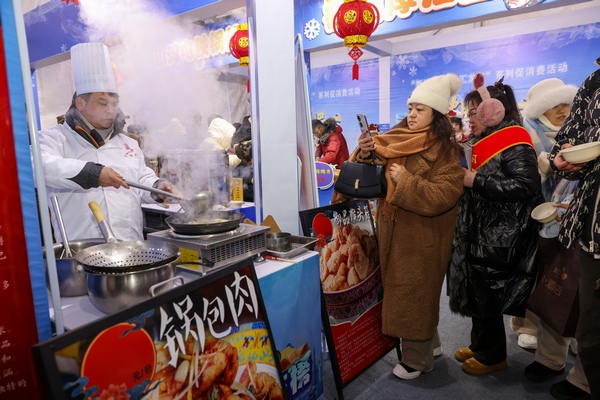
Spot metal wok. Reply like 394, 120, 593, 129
165, 211, 245, 235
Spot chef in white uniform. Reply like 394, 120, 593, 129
39, 42, 179, 241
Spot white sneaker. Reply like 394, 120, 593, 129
518, 333, 538, 350
433, 345, 443, 357
393, 363, 422, 380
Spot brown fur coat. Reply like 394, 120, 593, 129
375, 139, 463, 340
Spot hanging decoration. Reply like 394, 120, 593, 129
229, 23, 249, 67
333, 0, 380, 80
229, 23, 250, 91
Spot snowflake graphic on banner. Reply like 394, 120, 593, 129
304, 19, 320, 40
409, 66, 418, 76
396, 55, 410, 70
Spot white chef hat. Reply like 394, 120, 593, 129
71, 42, 118, 95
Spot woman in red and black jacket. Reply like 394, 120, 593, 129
312, 117, 350, 168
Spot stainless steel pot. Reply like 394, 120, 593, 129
43, 239, 105, 297
86, 262, 177, 314
81, 201, 180, 314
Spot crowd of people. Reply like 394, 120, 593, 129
331, 66, 600, 400
37, 40, 598, 400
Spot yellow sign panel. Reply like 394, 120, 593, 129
232, 178, 244, 201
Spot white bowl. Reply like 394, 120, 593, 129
228, 201, 243, 209
531, 202, 558, 223
560, 142, 600, 164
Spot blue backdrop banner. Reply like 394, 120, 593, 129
389, 22, 600, 122
309, 58, 380, 149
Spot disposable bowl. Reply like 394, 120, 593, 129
531, 202, 558, 223
560, 142, 600, 164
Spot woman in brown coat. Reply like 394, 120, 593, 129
355, 74, 464, 379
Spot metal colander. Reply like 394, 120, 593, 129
75, 240, 180, 274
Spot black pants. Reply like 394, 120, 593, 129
577, 249, 600, 399
470, 314, 507, 365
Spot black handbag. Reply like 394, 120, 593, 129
334, 153, 387, 199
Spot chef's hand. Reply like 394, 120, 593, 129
156, 181, 181, 202
463, 168, 477, 188
358, 130, 374, 159
389, 163, 405, 184
98, 167, 128, 189
554, 143, 585, 173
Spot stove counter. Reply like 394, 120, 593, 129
49, 251, 319, 332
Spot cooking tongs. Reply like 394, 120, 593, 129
125, 180, 189, 202
125, 180, 215, 213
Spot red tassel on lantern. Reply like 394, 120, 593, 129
333, 0, 380, 80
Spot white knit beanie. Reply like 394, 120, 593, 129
523, 78, 577, 120
407, 73, 462, 114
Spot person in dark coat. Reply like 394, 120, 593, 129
448, 74, 543, 376
546, 67, 600, 400
231, 115, 253, 202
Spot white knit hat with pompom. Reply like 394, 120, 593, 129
407, 73, 462, 114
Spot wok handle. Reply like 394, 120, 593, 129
89, 201, 105, 222
149, 276, 185, 297
88, 201, 118, 243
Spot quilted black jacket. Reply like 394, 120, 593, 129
449, 123, 543, 318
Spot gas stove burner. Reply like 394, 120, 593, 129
170, 228, 241, 240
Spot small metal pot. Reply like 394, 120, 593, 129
85, 262, 177, 314
266, 232, 292, 252
44, 239, 105, 297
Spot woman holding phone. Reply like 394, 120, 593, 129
333, 74, 464, 379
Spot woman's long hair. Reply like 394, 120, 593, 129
393, 109, 458, 154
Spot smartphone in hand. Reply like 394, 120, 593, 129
357, 114, 370, 136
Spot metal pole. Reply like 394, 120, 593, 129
10, 0, 65, 335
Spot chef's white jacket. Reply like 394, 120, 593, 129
39, 123, 158, 241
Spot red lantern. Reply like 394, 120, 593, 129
229, 23, 249, 67
333, 0, 380, 80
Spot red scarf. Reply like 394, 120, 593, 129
472, 126, 534, 170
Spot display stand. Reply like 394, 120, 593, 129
300, 200, 400, 400
34, 258, 288, 400
256, 251, 324, 400
46, 253, 323, 400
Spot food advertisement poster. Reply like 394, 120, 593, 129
33, 259, 288, 400
299, 201, 399, 390
257, 254, 324, 400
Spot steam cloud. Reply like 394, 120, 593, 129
77, 0, 248, 156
